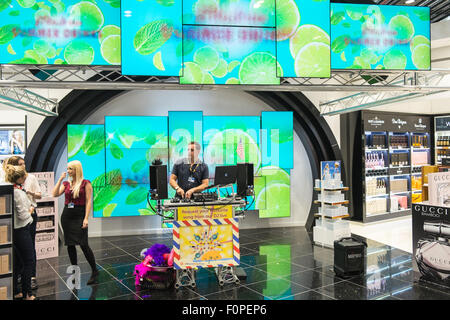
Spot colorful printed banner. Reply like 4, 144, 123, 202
172, 218, 240, 269
177, 205, 233, 220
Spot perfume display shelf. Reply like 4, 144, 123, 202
313, 162, 351, 248
0, 184, 13, 301
435, 115, 450, 166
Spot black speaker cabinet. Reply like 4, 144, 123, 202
237, 163, 254, 196
333, 237, 366, 278
149, 165, 168, 200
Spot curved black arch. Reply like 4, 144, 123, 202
26, 89, 342, 230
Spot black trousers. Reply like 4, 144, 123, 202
13, 224, 34, 296
29, 212, 37, 278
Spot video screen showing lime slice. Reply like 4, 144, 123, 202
183, 0, 275, 27
121, 0, 182, 76
330, 4, 430, 70
261, 111, 293, 169
180, 25, 279, 85
0, 0, 120, 65
67, 124, 106, 187
275, 0, 330, 78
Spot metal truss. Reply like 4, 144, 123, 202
0, 64, 449, 116
319, 69, 450, 116
0, 87, 58, 116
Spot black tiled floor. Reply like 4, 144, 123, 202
29, 227, 450, 300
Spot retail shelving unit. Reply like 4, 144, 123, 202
434, 116, 450, 165
0, 184, 13, 300
341, 111, 432, 223
32, 172, 58, 260
313, 161, 351, 248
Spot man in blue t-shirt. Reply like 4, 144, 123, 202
169, 141, 209, 199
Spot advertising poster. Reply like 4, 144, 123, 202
412, 203, 450, 288
0, 0, 121, 65
331, 4, 430, 70
0, 131, 9, 155
321, 160, 341, 181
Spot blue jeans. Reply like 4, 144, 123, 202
13, 224, 34, 296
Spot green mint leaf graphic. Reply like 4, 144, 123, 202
110, 143, 124, 159
92, 169, 122, 211
81, 126, 105, 156
125, 186, 148, 205
131, 159, 147, 173
331, 35, 350, 54
133, 19, 173, 55
0, 0, 11, 11
330, 11, 345, 25
0, 24, 20, 45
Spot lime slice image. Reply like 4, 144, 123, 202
228, 60, 240, 73
294, 42, 330, 77
180, 62, 204, 84
259, 166, 290, 185
68, 126, 88, 158
193, 0, 219, 20
352, 56, 370, 69
289, 24, 329, 59
388, 15, 414, 42
410, 35, 430, 52
17, 0, 36, 8
383, 49, 407, 69
211, 58, 227, 78
33, 39, 50, 55
101, 34, 120, 64
275, 0, 300, 41
346, 6, 363, 21
203, 129, 261, 171
225, 77, 240, 84
412, 44, 430, 70
64, 40, 95, 65
256, 183, 290, 218
202, 71, 215, 84
193, 46, 220, 71
7, 44, 16, 55
239, 52, 279, 84
69, 1, 104, 32
153, 51, 165, 71
98, 25, 120, 44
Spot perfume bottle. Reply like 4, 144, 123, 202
415, 221, 450, 283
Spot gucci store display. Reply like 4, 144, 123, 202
341, 111, 431, 223
428, 172, 450, 207
412, 203, 450, 288
32, 172, 59, 260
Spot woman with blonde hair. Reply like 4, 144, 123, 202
52, 160, 98, 285
5, 165, 37, 300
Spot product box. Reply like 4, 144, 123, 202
0, 255, 9, 274
412, 203, 450, 289
0, 197, 6, 214
0, 286, 7, 300
391, 179, 408, 193
428, 172, 450, 206
412, 193, 423, 203
422, 166, 438, 184
0, 225, 7, 244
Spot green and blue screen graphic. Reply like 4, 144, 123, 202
67, 111, 293, 220
330, 3, 430, 70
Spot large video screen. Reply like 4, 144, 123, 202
331, 4, 430, 70
120, 0, 182, 76
0, 0, 121, 65
180, 25, 279, 85
67, 112, 293, 219
276, 0, 330, 78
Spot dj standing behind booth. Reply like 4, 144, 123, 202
52, 160, 98, 285
169, 141, 209, 199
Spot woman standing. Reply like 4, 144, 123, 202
5, 165, 37, 300
5, 156, 41, 290
52, 160, 98, 285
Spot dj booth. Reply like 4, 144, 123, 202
149, 163, 254, 289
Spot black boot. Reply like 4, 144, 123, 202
87, 269, 99, 285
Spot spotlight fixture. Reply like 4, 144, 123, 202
405, 0, 416, 4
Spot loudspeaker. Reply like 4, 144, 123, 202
237, 163, 254, 197
333, 237, 366, 278
149, 165, 168, 200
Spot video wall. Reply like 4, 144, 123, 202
67, 111, 293, 221
0, 1, 430, 77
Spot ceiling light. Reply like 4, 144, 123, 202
405, 0, 416, 4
